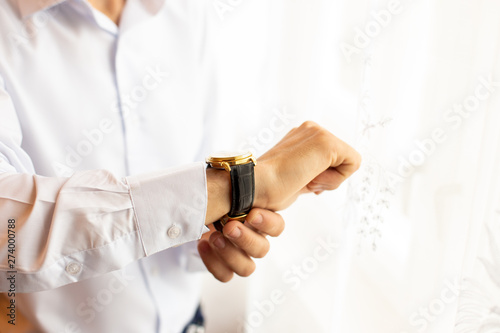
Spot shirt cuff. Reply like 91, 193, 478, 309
126, 162, 208, 256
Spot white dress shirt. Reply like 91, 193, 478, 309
0, 0, 213, 331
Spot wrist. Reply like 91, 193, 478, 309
206, 151, 263, 225
205, 167, 231, 225
252, 161, 270, 209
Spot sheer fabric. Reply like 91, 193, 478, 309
201, 0, 500, 332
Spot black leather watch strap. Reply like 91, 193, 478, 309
228, 163, 255, 217
209, 161, 255, 232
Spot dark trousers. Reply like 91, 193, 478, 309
182, 304, 205, 333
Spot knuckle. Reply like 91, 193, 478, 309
217, 272, 234, 283
316, 128, 332, 145
241, 234, 259, 251
207, 264, 234, 283
208, 231, 221, 242
331, 183, 341, 190
268, 222, 284, 238
275, 220, 285, 236
354, 151, 363, 170
275, 214, 285, 232
238, 262, 256, 277
254, 243, 270, 258
302, 120, 319, 129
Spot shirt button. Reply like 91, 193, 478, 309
65, 262, 81, 275
186, 325, 205, 333
167, 226, 181, 239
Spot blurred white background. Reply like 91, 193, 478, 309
199, 0, 500, 332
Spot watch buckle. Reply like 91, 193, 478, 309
213, 213, 248, 232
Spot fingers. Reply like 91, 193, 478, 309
198, 239, 234, 282
256, 120, 361, 211
244, 208, 285, 237
198, 209, 285, 282
208, 231, 256, 277
307, 167, 349, 192
298, 123, 361, 192
327, 133, 362, 179
221, 209, 284, 258
222, 220, 270, 258
300, 121, 362, 180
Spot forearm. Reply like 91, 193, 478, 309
205, 168, 231, 225
0, 163, 208, 292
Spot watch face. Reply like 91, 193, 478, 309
207, 151, 252, 160
206, 151, 255, 169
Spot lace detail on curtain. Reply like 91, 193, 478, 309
346, 47, 397, 252
455, 211, 500, 333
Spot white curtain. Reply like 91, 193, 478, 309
201, 0, 500, 332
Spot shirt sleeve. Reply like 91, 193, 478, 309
0, 77, 208, 293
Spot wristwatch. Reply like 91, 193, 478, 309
206, 151, 257, 232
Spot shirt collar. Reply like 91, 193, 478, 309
16, 0, 167, 22
17, 0, 68, 18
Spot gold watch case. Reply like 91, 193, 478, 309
206, 151, 257, 172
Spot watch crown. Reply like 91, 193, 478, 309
221, 162, 231, 172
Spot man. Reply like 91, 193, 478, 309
0, 0, 361, 332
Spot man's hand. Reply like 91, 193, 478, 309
253, 121, 362, 211
202, 121, 361, 282
198, 208, 284, 282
